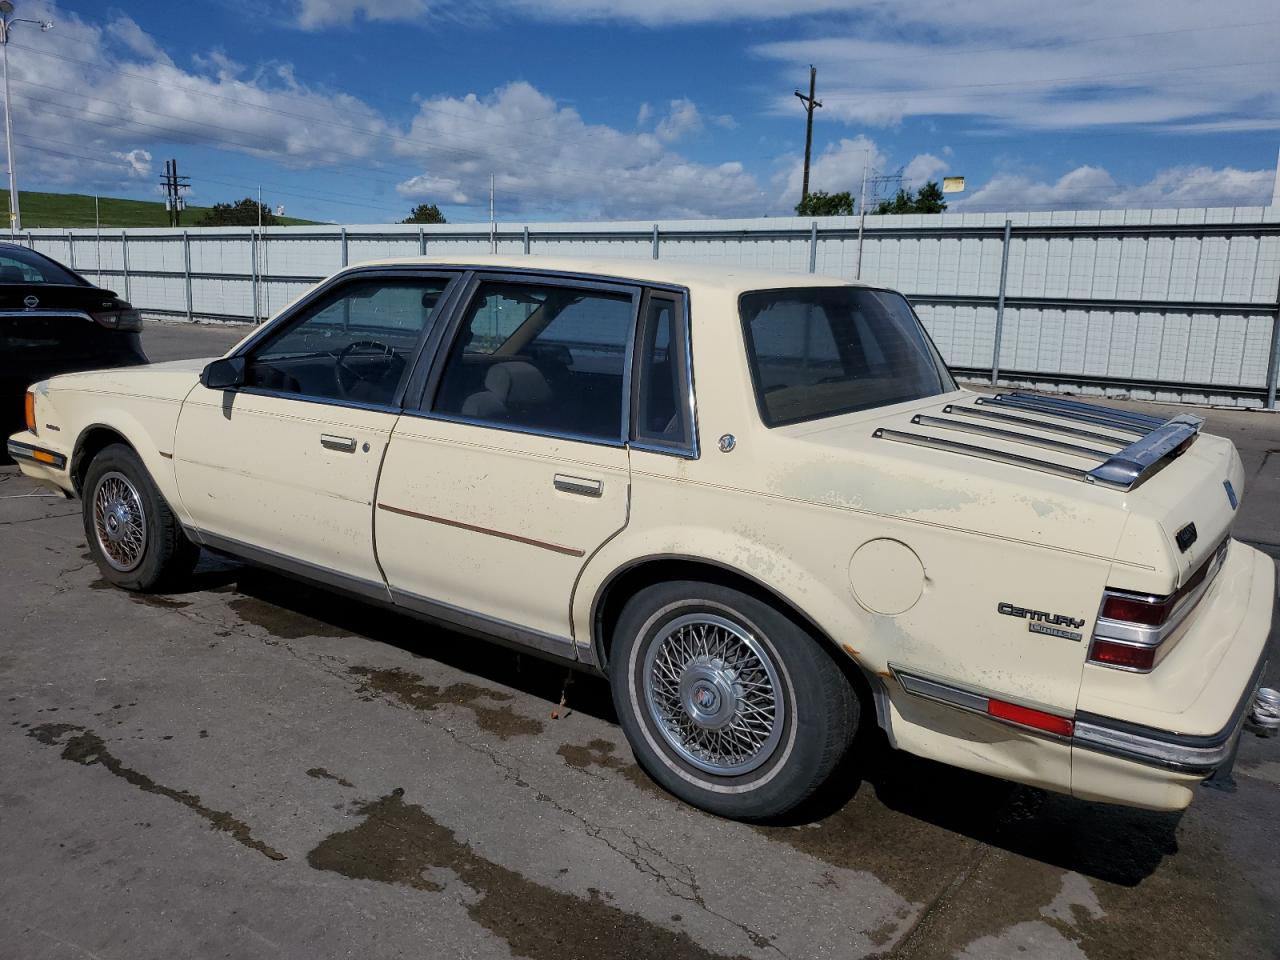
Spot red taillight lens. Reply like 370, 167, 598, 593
1099, 593, 1173, 626
987, 699, 1074, 737
91, 308, 143, 332
1089, 640, 1156, 671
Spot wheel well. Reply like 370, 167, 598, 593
71, 426, 132, 495
592, 558, 876, 711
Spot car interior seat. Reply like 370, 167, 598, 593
460, 360, 552, 423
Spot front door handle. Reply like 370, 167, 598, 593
554, 474, 603, 497
320, 434, 357, 453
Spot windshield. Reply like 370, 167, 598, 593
0, 246, 86, 286
740, 287, 955, 427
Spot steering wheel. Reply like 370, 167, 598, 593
335, 340, 397, 397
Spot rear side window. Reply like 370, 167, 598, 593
632, 293, 693, 451
433, 280, 634, 442
0, 248, 84, 286
740, 287, 954, 426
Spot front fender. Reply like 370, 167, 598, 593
67, 399, 190, 524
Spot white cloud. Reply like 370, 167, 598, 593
749, 1, 1278, 131
771, 136, 882, 210
7, 6, 400, 193
636, 102, 653, 126
111, 149, 153, 178
295, 0, 431, 29
394, 83, 767, 218
957, 163, 1274, 211
654, 99, 703, 142
903, 153, 948, 188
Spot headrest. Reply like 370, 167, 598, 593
484, 361, 552, 407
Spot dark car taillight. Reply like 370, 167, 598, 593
91, 307, 143, 332
1089, 538, 1229, 673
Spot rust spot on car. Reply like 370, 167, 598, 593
556, 738, 666, 798
27, 723, 285, 861
841, 644, 860, 657
307, 788, 750, 960
350, 666, 544, 739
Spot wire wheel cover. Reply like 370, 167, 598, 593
92, 472, 147, 572
642, 613, 785, 776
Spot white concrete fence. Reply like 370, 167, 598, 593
24, 206, 1280, 409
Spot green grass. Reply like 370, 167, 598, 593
0, 189, 321, 229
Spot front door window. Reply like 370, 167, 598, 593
246, 277, 452, 406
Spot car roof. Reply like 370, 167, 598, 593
351, 254, 880, 294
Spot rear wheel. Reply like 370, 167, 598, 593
82, 443, 198, 591
609, 580, 858, 820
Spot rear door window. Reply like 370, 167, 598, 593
432, 279, 636, 443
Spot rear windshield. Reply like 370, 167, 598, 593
0, 246, 85, 286
740, 287, 955, 427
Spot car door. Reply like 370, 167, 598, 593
174, 270, 459, 597
374, 273, 636, 656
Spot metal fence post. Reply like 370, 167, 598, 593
418, 227, 426, 256
182, 230, 193, 322
651, 223, 659, 260
120, 231, 130, 302
1266, 272, 1280, 411
991, 219, 1013, 385
340, 227, 348, 267
523, 225, 530, 255
808, 221, 818, 273
251, 229, 260, 323
25, 229, 32, 249
66, 230, 75, 269
855, 209, 866, 280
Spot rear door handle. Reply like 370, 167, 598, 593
320, 434, 357, 453
554, 474, 603, 497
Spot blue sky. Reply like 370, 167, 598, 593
11, 0, 1280, 222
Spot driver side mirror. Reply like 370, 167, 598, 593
200, 356, 246, 390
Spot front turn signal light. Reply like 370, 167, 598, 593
24, 391, 37, 435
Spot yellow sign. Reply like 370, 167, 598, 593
943, 176, 966, 193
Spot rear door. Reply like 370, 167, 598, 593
174, 270, 459, 594
374, 273, 636, 655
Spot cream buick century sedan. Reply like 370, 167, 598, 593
9, 256, 1278, 820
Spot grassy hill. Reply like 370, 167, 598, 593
0, 189, 321, 229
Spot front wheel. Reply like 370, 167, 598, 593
609, 581, 858, 820
82, 443, 199, 591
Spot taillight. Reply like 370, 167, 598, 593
1090, 539, 1228, 673
1089, 639, 1156, 672
91, 307, 143, 331
1098, 593, 1173, 626
24, 391, 37, 435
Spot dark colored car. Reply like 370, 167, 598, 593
1, 242, 146, 448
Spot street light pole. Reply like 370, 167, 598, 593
0, 2, 53, 235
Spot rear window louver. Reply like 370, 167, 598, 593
872, 392, 1203, 491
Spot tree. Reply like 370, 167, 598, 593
402, 203, 447, 224
198, 198, 278, 227
794, 190, 854, 217
873, 181, 948, 215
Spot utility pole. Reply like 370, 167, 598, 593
0, 2, 53, 235
160, 159, 189, 227
489, 173, 496, 254
794, 65, 821, 205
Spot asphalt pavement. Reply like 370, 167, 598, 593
1, 319, 1277, 959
